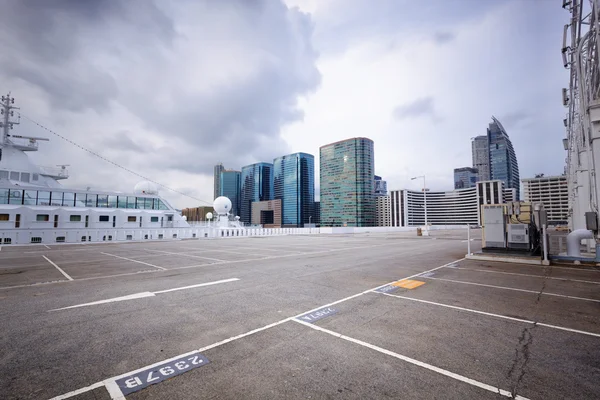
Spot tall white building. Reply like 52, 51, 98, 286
376, 195, 391, 226
522, 175, 568, 224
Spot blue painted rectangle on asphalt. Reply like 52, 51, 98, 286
298, 306, 338, 323
115, 353, 210, 395
373, 285, 400, 294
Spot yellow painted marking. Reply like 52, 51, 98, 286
392, 279, 426, 289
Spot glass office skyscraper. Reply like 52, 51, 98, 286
488, 116, 520, 199
273, 152, 315, 227
213, 163, 225, 200
471, 136, 490, 182
220, 170, 241, 217
240, 162, 274, 224
320, 137, 375, 227
454, 167, 478, 189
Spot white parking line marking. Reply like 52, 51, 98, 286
100, 252, 167, 271
153, 278, 240, 294
49, 382, 105, 400
42, 256, 74, 281
143, 249, 227, 262
1, 242, 434, 291
49, 278, 239, 311
422, 276, 600, 303
292, 318, 529, 400
378, 292, 600, 338
44, 244, 51, 249
104, 380, 126, 400
446, 266, 600, 285
49, 257, 463, 399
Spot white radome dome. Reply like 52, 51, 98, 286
206, 212, 213, 220
213, 196, 232, 215
134, 181, 159, 195
182, 215, 187, 221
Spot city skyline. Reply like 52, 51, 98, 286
0, 1, 567, 209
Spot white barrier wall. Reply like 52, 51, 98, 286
0, 225, 463, 245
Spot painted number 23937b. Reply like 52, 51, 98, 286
116, 353, 210, 395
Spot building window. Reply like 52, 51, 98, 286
85, 194, 97, 207
70, 215, 82, 222
30, 237, 42, 243
127, 216, 137, 222
56, 236, 66, 243
99, 215, 109, 222
36, 214, 50, 222
97, 195, 109, 208
75, 193, 86, 207
150, 216, 159, 222
0, 189, 8, 204
63, 192, 75, 207
9, 190, 23, 205
50, 192, 63, 206
37, 191, 50, 206
0, 214, 9, 221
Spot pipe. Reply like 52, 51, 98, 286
542, 224, 549, 265
467, 225, 471, 255
566, 229, 594, 256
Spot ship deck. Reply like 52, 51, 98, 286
1, 231, 599, 399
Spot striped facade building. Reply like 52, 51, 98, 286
386, 180, 512, 227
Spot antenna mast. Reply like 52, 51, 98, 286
1, 93, 20, 146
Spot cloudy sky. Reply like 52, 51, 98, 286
0, 0, 568, 208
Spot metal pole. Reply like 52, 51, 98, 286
467, 225, 471, 255
423, 176, 428, 235
542, 224, 549, 265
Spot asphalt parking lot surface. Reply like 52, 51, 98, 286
1, 231, 599, 399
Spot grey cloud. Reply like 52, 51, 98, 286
101, 131, 149, 154
501, 111, 533, 128
313, 0, 497, 54
433, 31, 455, 44
393, 97, 442, 122
0, 0, 175, 112
1, 0, 319, 179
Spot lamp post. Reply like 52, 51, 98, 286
411, 175, 428, 235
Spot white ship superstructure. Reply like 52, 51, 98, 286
0, 94, 192, 245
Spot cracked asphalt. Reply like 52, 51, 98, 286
1, 231, 599, 399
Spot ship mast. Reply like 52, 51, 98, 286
1, 93, 20, 146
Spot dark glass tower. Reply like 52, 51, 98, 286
273, 152, 315, 227
213, 163, 225, 200
240, 162, 274, 224
319, 137, 375, 227
488, 116, 520, 199
219, 170, 241, 217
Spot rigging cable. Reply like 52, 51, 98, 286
18, 113, 213, 207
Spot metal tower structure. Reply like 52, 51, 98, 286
562, 0, 600, 233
